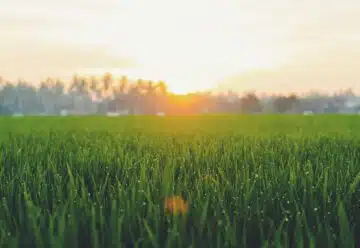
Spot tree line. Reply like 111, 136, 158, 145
0, 73, 358, 115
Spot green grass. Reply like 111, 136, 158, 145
0, 115, 360, 247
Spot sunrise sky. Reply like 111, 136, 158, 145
1, 0, 359, 94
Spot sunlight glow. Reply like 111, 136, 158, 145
1, 0, 360, 94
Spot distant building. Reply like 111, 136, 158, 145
303, 110, 314, 115
342, 97, 360, 113
106, 112, 120, 117
12, 112, 24, 117
60, 109, 69, 116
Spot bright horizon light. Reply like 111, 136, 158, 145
77, 67, 205, 94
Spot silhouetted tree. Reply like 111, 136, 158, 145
89, 76, 102, 100
143, 80, 158, 114
0, 105, 12, 115
102, 72, 113, 95
155, 81, 168, 113
240, 92, 263, 113
127, 80, 143, 114
69, 75, 88, 95
110, 76, 129, 112
0, 74, 356, 116
157, 81, 168, 96
273, 94, 299, 113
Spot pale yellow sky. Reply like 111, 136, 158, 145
1, 0, 359, 94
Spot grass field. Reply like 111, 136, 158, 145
0, 115, 360, 248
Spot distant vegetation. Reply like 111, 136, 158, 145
0, 115, 360, 247
1, 74, 360, 116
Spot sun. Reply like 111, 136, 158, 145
162, 73, 217, 95
167, 82, 197, 95
169, 87, 188, 95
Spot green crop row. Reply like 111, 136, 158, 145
0, 115, 359, 247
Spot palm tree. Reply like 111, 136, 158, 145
51, 80, 67, 114
145, 81, 156, 96
155, 80, 168, 114
143, 80, 158, 114
69, 75, 87, 95
156, 81, 168, 96
127, 79, 144, 114
119, 76, 128, 93
0, 79, 12, 115
101, 72, 113, 98
54, 80, 65, 96
88, 76, 102, 103
68, 75, 90, 113
38, 78, 58, 114
111, 76, 129, 112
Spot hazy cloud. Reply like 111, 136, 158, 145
0, 0, 359, 93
